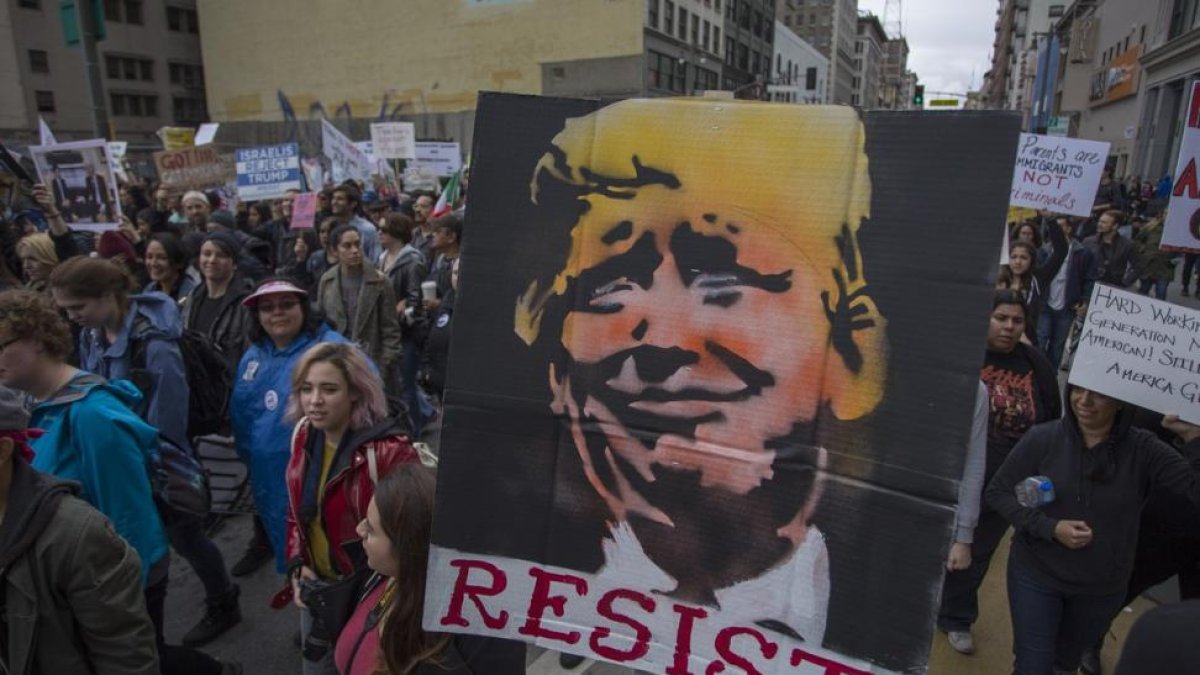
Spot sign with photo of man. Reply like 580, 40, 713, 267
28, 139, 122, 231
423, 93, 1021, 674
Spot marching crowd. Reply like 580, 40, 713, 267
944, 166, 1200, 675
0, 159, 1199, 675
0, 175, 524, 675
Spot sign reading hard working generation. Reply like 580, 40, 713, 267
1070, 284, 1200, 425
235, 143, 302, 201
422, 93, 1021, 674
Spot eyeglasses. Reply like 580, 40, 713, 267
256, 298, 300, 314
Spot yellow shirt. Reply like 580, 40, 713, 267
308, 440, 338, 579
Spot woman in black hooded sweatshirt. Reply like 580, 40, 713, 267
986, 385, 1200, 675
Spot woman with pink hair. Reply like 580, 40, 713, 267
281, 342, 419, 675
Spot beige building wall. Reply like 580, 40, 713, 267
0, 0, 30, 131
199, 0, 646, 123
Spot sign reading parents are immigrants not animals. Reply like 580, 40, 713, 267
1070, 284, 1200, 425
1010, 133, 1110, 217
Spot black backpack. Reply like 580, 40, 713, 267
130, 326, 233, 439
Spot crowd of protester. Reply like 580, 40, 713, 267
940, 167, 1200, 675
1, 157, 1199, 675
0, 172, 523, 675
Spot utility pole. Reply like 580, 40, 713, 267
76, 1, 111, 139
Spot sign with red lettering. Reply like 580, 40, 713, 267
425, 93, 1021, 673
153, 146, 234, 191
1163, 82, 1200, 250
1009, 133, 1110, 217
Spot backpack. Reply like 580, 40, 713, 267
130, 325, 233, 439
146, 434, 212, 518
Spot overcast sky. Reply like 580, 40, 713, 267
857, 0, 996, 98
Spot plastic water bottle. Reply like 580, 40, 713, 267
1016, 476, 1055, 508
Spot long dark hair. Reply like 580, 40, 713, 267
376, 464, 451, 675
1007, 240, 1038, 292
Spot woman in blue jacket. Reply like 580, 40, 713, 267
47, 256, 240, 649
0, 289, 230, 675
231, 278, 349, 573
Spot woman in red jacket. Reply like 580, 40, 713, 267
284, 341, 417, 675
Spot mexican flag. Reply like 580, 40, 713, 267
432, 169, 462, 218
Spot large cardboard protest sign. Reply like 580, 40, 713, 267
1069, 284, 1200, 425
1009, 133, 1110, 217
235, 143, 302, 201
28, 139, 122, 232
320, 119, 371, 183
1163, 82, 1200, 250
423, 93, 1021, 674
413, 141, 462, 177
370, 122, 417, 160
155, 145, 233, 192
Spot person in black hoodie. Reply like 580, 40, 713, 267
0, 386, 161, 675
938, 290, 1061, 656
986, 387, 1200, 675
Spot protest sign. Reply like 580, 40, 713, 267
158, 126, 196, 150
154, 145, 234, 192
370, 122, 417, 160
402, 165, 439, 192
301, 157, 325, 191
38, 117, 57, 146
236, 143, 302, 201
1009, 133, 1109, 217
413, 141, 462, 177
1163, 82, 1200, 250
320, 119, 371, 183
28, 139, 121, 231
195, 123, 220, 146
1069, 284, 1200, 424
289, 192, 318, 230
423, 93, 1021, 674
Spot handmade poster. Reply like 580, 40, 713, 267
1009, 133, 1109, 217
236, 143, 302, 201
289, 192, 317, 230
158, 126, 196, 150
1069, 284, 1200, 424
320, 119, 371, 184
195, 122, 220, 146
154, 146, 234, 192
413, 141, 462, 177
370, 121, 417, 160
28, 139, 121, 231
423, 94, 1021, 674
1163, 81, 1200, 250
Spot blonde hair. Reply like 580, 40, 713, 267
285, 342, 388, 429
15, 233, 58, 268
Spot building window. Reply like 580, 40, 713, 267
105, 55, 154, 81
1048, 4, 1064, 17
678, 7, 687, 40
664, 0, 674, 34
173, 96, 207, 125
110, 92, 158, 117
806, 66, 817, 90
103, 0, 143, 24
725, 36, 735, 65
1170, 0, 1200, 40
752, 10, 763, 37
703, 20, 711, 51
696, 67, 719, 92
713, 26, 721, 55
17, 0, 40, 9
35, 90, 55, 113
28, 49, 49, 74
168, 61, 204, 88
166, 5, 199, 34
737, 43, 749, 70
691, 14, 699, 45
648, 0, 658, 30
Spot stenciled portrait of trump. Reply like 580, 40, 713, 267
425, 93, 1020, 674
515, 100, 887, 645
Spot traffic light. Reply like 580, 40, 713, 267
913, 85, 925, 107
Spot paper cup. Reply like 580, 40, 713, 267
421, 281, 438, 301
